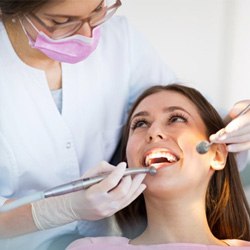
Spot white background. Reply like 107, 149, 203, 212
118, 0, 250, 111
117, 0, 250, 196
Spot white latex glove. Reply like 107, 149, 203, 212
210, 100, 250, 152
32, 161, 146, 230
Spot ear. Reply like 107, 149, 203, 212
210, 143, 228, 170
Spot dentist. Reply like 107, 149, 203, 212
0, 0, 175, 249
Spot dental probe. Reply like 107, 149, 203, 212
0, 167, 156, 212
196, 103, 250, 154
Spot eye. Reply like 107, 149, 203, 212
51, 17, 71, 25
168, 112, 188, 124
94, 5, 104, 13
95, 0, 105, 12
130, 118, 149, 130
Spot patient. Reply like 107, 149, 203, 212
67, 84, 250, 249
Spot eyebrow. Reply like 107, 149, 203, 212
131, 106, 192, 120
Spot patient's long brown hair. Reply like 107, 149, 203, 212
116, 83, 250, 240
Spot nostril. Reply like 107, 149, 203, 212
147, 134, 164, 142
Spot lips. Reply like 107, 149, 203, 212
144, 148, 179, 169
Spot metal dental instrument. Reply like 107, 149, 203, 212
196, 140, 213, 154
44, 166, 156, 197
0, 167, 156, 212
196, 103, 250, 154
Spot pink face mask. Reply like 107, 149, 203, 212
20, 18, 101, 64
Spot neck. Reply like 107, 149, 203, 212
131, 197, 225, 246
3, 17, 59, 70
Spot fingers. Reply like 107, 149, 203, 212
209, 107, 250, 152
226, 142, 250, 152
211, 115, 250, 140
210, 128, 226, 142
107, 173, 146, 213
211, 130, 250, 144
93, 166, 147, 214
83, 161, 116, 178
94, 162, 127, 192
108, 172, 146, 199
227, 100, 250, 119
224, 113, 250, 134
210, 132, 250, 152
75, 162, 148, 220
118, 174, 147, 208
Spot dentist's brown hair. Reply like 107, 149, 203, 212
116, 83, 250, 240
0, 0, 48, 17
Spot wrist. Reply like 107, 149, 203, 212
31, 195, 78, 230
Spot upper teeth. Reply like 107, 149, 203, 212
145, 151, 178, 166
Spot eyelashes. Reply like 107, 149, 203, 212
130, 112, 189, 131
168, 112, 188, 123
130, 118, 149, 130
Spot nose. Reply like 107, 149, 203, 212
76, 22, 92, 37
146, 124, 166, 143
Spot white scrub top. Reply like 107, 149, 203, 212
0, 16, 176, 250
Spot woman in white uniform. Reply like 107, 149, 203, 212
0, 1, 249, 250
0, 0, 176, 249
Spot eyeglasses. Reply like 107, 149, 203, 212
26, 0, 121, 39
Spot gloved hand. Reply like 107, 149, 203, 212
32, 161, 146, 230
209, 100, 250, 152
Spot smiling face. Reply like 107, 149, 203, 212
116, 85, 243, 240
126, 90, 219, 198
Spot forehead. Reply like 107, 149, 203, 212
37, 0, 102, 16
133, 90, 198, 114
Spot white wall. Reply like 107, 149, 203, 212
117, 0, 249, 111
225, 0, 250, 107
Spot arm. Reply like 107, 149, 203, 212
0, 162, 146, 236
0, 201, 37, 238
66, 237, 93, 250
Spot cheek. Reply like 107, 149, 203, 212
182, 144, 213, 181
126, 137, 139, 167
180, 134, 212, 172
178, 135, 197, 155
179, 130, 207, 154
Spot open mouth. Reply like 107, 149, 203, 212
144, 148, 179, 169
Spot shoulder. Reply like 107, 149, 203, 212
100, 15, 148, 45
101, 15, 131, 32
224, 239, 250, 247
160, 241, 250, 249
66, 236, 129, 250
